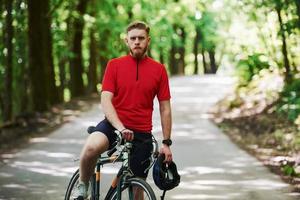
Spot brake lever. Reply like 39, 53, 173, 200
112, 146, 125, 163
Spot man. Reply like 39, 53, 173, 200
76, 21, 173, 199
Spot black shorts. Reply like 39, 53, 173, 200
93, 119, 153, 178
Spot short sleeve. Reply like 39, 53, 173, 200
157, 65, 171, 101
102, 60, 116, 93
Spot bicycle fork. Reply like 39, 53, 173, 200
96, 164, 101, 200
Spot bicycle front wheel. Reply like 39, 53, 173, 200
64, 169, 96, 200
110, 177, 156, 200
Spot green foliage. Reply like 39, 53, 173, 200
236, 53, 270, 86
282, 164, 297, 177
1, 0, 299, 125
197, 11, 218, 51
1, 0, 221, 122
277, 79, 300, 121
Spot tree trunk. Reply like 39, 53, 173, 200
178, 27, 185, 75
169, 39, 177, 75
43, 0, 60, 105
86, 0, 98, 94
295, 0, 300, 29
58, 58, 67, 102
193, 27, 200, 75
3, 0, 13, 121
159, 46, 164, 64
0, 0, 5, 121
70, 0, 88, 97
0, 0, 3, 14
99, 29, 109, 83
63, 14, 73, 101
127, 4, 133, 21
201, 49, 208, 74
275, 5, 291, 82
209, 49, 217, 74
28, 0, 49, 112
87, 28, 98, 94
99, 57, 107, 84
169, 25, 180, 75
15, 0, 29, 114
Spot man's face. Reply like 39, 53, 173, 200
125, 29, 150, 59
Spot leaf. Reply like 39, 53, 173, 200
282, 164, 296, 176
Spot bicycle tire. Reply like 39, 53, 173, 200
109, 177, 156, 200
64, 169, 96, 200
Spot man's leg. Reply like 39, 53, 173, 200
133, 185, 145, 200
130, 133, 153, 200
78, 132, 109, 198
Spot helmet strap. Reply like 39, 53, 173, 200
160, 190, 167, 200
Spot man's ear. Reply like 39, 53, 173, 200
124, 37, 129, 46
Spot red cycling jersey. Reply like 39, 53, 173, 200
102, 54, 171, 132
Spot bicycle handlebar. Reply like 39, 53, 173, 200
87, 126, 159, 166
107, 130, 122, 157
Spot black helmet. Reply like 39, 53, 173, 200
152, 154, 180, 191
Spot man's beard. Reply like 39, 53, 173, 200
130, 46, 148, 59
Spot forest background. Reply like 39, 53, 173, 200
1, 0, 300, 190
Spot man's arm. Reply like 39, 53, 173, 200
159, 100, 173, 162
101, 91, 133, 140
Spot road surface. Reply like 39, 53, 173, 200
0, 75, 298, 200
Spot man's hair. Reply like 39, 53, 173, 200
126, 21, 150, 35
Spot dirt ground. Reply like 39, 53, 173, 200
0, 94, 100, 154
210, 110, 300, 193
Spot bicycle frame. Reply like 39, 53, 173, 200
91, 154, 122, 200
92, 143, 133, 200
80, 128, 158, 200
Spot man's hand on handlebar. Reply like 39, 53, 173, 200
120, 128, 134, 141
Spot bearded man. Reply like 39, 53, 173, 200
75, 21, 173, 200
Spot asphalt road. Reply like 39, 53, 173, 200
0, 75, 299, 200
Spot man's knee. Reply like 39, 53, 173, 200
83, 144, 98, 158
82, 132, 109, 158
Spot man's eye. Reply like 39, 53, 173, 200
130, 36, 145, 41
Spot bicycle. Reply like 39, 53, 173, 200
64, 126, 158, 200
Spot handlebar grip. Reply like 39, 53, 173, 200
87, 126, 96, 134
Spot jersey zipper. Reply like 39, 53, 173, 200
136, 59, 139, 81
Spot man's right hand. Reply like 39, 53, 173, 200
121, 129, 134, 141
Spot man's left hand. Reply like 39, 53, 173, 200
160, 145, 172, 163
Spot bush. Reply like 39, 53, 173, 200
236, 53, 270, 86
277, 79, 300, 121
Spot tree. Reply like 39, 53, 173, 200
177, 26, 186, 75
15, 0, 29, 114
87, 0, 98, 94
44, 0, 60, 105
169, 26, 178, 75
193, 26, 201, 75
69, 0, 88, 97
209, 49, 217, 73
295, 0, 300, 28
3, 0, 13, 121
28, 0, 52, 111
275, 1, 291, 82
